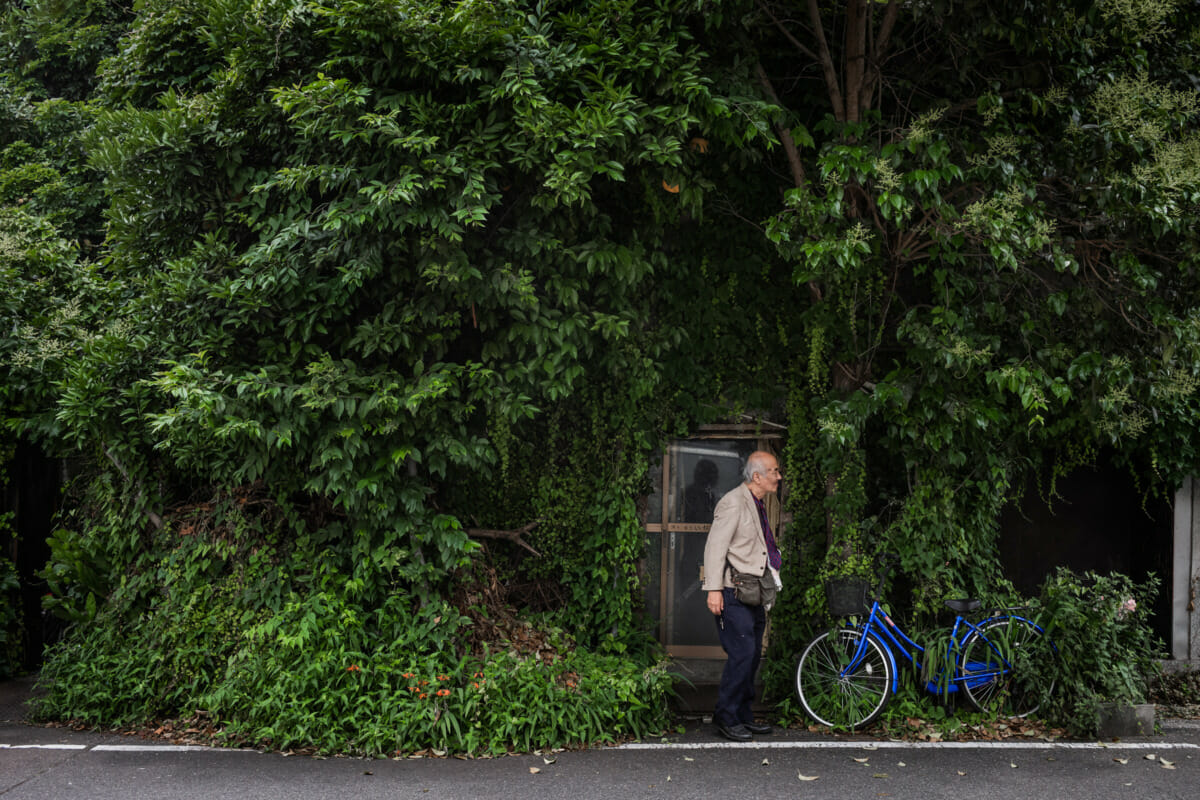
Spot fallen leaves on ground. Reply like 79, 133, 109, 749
1149, 702, 1200, 719
45, 713, 248, 750
870, 715, 1066, 743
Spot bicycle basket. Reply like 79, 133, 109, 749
824, 577, 870, 616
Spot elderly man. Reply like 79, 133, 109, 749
701, 450, 783, 741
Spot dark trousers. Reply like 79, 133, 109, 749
713, 587, 766, 727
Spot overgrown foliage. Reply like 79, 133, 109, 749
3, 0, 783, 749
33, 482, 674, 754
1, 0, 1198, 750
758, 0, 1200, 598
0, 553, 18, 678
750, 0, 1200, 699
1025, 569, 1164, 736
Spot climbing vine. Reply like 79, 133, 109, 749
3, 0, 1200, 747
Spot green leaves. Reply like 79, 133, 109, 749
13, 0, 1200, 749
39, 0, 732, 576
7, 1, 780, 691
1027, 568, 1164, 736
34, 499, 673, 755
751, 5, 1200, 667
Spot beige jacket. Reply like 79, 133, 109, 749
702, 483, 770, 591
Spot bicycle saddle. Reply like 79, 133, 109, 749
945, 598, 981, 613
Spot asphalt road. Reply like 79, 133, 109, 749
5, 718, 1200, 800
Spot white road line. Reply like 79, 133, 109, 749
4, 740, 1197, 754
0, 744, 88, 750
90, 744, 255, 753
1, 743, 255, 753
619, 739, 1200, 751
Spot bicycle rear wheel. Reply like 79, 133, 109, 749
959, 617, 1052, 717
795, 628, 893, 729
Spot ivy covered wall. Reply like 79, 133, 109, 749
1, 0, 1199, 751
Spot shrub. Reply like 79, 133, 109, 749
212, 641, 673, 756
1026, 568, 1165, 736
32, 496, 674, 755
0, 553, 21, 678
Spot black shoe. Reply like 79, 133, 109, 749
744, 721, 773, 735
716, 723, 753, 742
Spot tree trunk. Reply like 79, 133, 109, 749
844, 0, 867, 124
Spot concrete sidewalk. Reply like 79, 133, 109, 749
0, 673, 40, 725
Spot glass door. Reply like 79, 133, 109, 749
643, 434, 778, 657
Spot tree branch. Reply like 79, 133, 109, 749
467, 518, 542, 556
755, 62, 808, 188
862, 0, 900, 113
755, 0, 819, 62
844, 0, 867, 123
104, 447, 164, 531
806, 0, 845, 121
875, 0, 900, 62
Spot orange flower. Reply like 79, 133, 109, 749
345, 664, 360, 672
419, 693, 427, 699
402, 672, 415, 678
436, 675, 449, 681
472, 682, 480, 689
436, 689, 450, 697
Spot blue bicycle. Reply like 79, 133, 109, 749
794, 571, 1054, 729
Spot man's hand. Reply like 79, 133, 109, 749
706, 589, 724, 616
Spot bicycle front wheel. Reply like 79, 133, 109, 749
795, 628, 893, 729
959, 617, 1052, 717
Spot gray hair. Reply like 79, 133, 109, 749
743, 452, 771, 483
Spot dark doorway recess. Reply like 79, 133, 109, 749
999, 459, 1173, 648
2, 440, 63, 671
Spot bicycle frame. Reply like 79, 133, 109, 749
840, 599, 1043, 697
